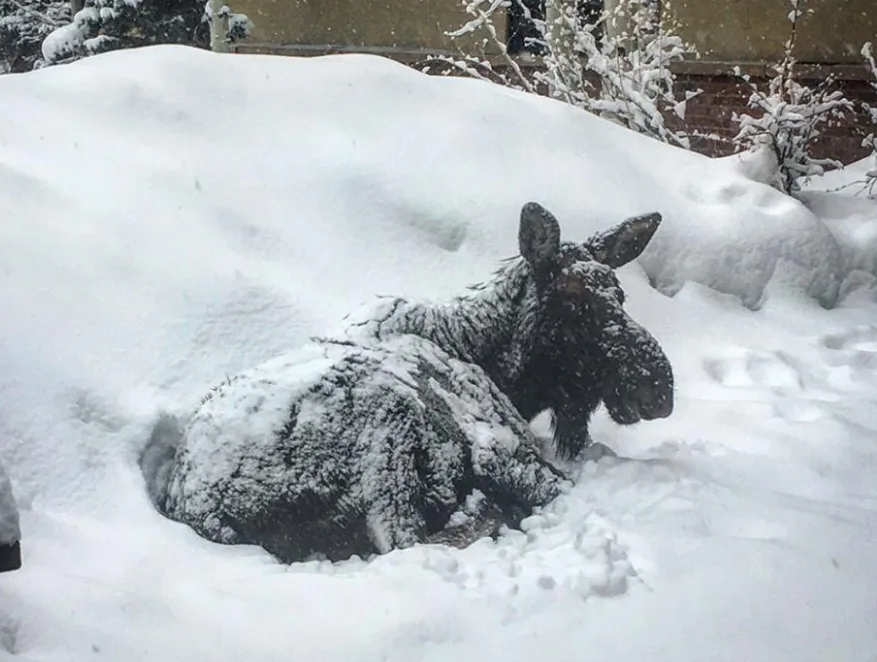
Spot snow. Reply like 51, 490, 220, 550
1, 44, 876, 660
40, 6, 97, 63
801, 157, 877, 279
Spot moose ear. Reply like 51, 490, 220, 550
519, 202, 561, 269
587, 212, 662, 269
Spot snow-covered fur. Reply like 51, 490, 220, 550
344, 203, 674, 460
152, 337, 567, 562
143, 202, 674, 563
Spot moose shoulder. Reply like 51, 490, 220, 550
142, 202, 674, 563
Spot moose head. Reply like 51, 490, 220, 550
514, 202, 674, 459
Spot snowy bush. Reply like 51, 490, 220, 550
0, 0, 70, 73
858, 43, 877, 198
436, 0, 696, 148
730, 1, 853, 196
40, 0, 251, 66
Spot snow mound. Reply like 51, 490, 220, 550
2, 45, 845, 319
1, 45, 876, 661
800, 157, 877, 286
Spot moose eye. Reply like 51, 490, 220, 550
557, 274, 587, 296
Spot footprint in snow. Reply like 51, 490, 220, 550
819, 325, 877, 390
702, 349, 806, 392
821, 324, 877, 353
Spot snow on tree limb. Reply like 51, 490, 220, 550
440, 0, 695, 148
731, 1, 854, 196
7, 0, 63, 27
0, 0, 71, 72
36, 0, 252, 67
855, 42, 877, 198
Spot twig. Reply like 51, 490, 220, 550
474, 4, 537, 93
7, 0, 64, 27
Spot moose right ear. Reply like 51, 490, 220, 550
587, 212, 662, 269
519, 202, 561, 270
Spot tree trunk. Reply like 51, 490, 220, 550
207, 0, 230, 53
70, 0, 84, 14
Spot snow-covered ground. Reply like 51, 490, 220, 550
1, 45, 876, 661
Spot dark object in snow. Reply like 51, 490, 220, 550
0, 461, 21, 572
347, 201, 675, 460
0, 542, 21, 573
142, 202, 673, 563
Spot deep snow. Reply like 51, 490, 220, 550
1, 45, 876, 661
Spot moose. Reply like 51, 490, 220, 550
141, 202, 674, 563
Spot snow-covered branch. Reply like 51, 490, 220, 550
7, 0, 63, 27
38, 0, 252, 67
443, 0, 696, 148
856, 42, 877, 197
731, 0, 853, 196
432, 0, 537, 94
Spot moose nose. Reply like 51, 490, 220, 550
636, 386, 674, 420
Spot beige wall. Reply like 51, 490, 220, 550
231, 0, 505, 53
230, 0, 874, 64
665, 0, 876, 63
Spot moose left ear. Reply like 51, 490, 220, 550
519, 202, 562, 270
587, 212, 662, 269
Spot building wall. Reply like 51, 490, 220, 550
664, 65, 876, 165
231, 0, 502, 53
665, 0, 875, 63
231, 0, 876, 64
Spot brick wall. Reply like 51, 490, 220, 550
668, 63, 877, 165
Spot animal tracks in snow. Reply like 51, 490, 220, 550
700, 348, 833, 423
703, 350, 806, 392
821, 324, 877, 352
820, 325, 877, 390
699, 326, 877, 420
819, 325, 877, 392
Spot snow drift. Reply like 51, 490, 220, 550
1, 45, 876, 662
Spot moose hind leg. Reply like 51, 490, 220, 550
422, 439, 567, 550
472, 413, 569, 532
359, 390, 436, 554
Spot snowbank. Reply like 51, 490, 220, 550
800, 157, 877, 284
0, 43, 849, 507
0, 45, 876, 661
